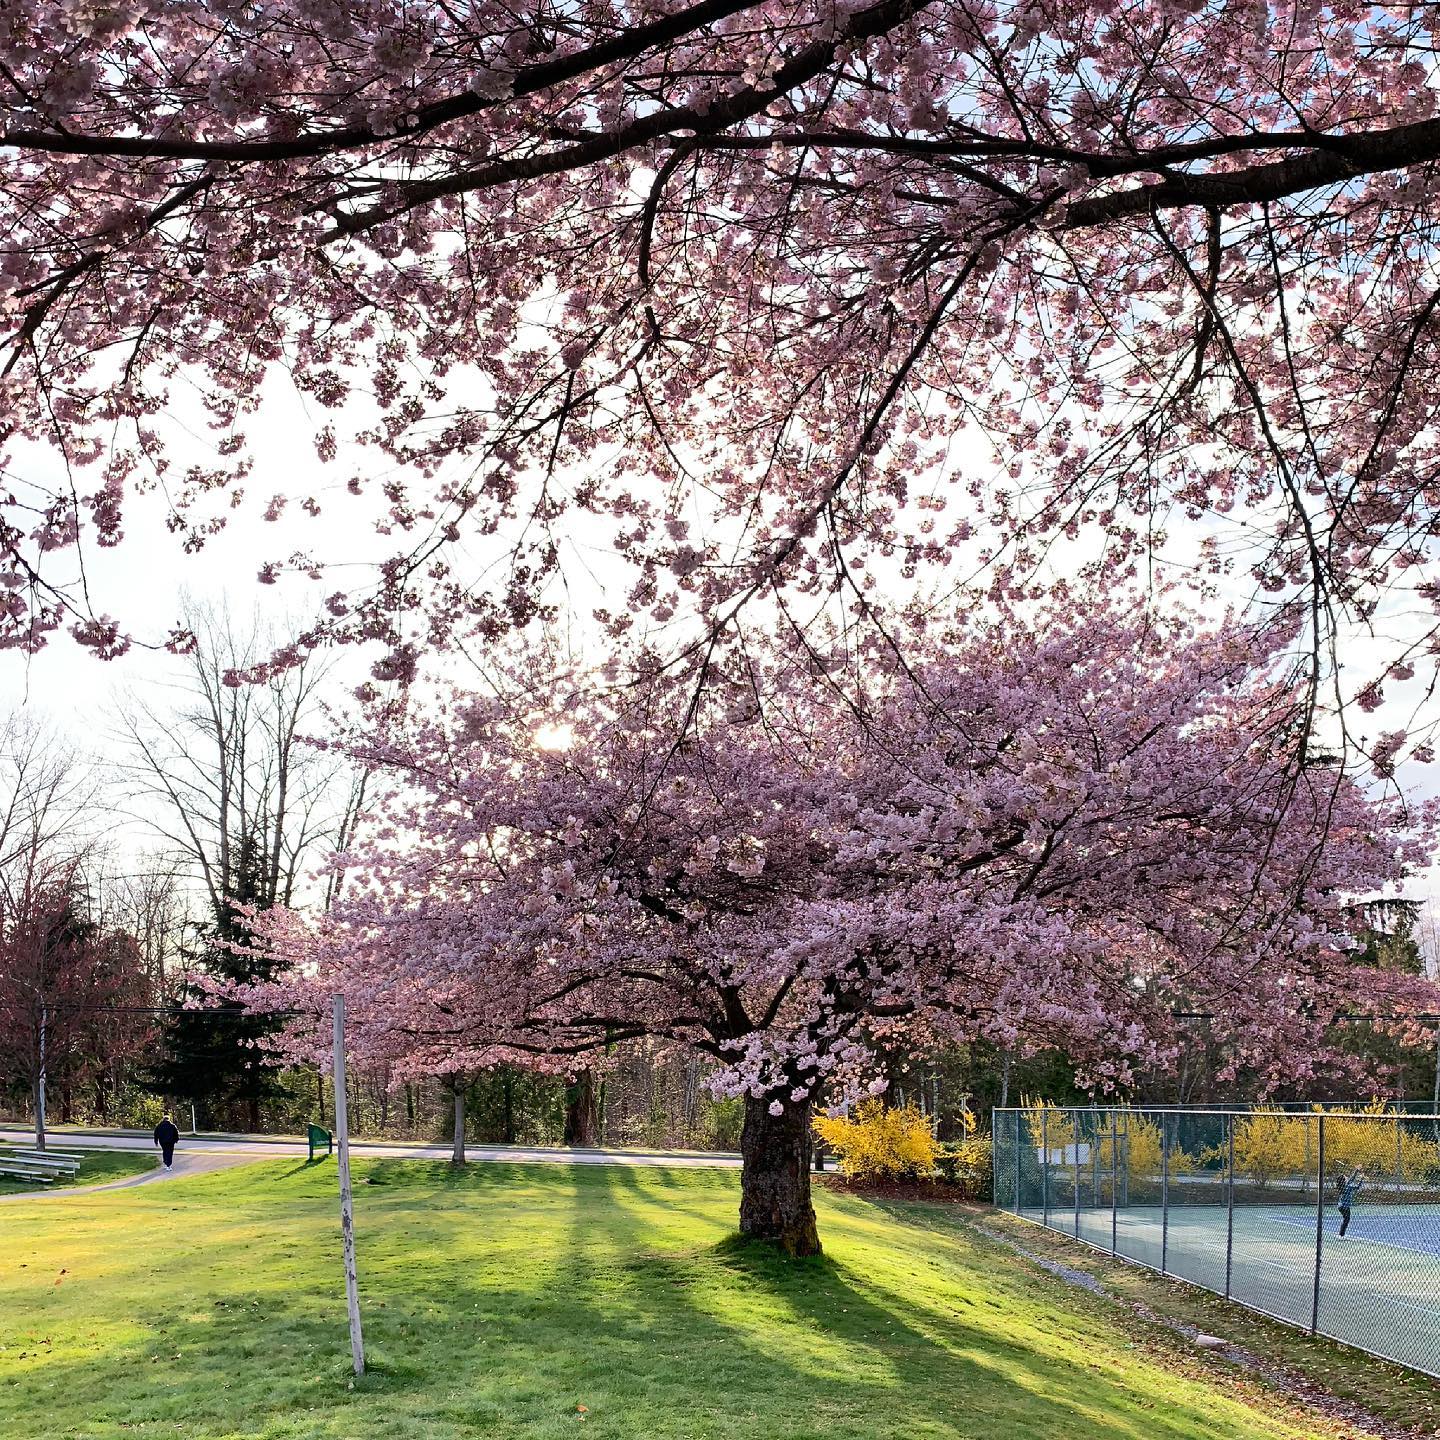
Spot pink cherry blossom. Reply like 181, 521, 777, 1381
0, 0, 1437, 728
240, 599, 1439, 1248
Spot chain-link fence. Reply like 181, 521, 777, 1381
992, 1106, 1440, 1377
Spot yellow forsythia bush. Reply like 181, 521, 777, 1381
812, 1100, 940, 1181
1022, 1096, 1075, 1151
1323, 1102, 1440, 1183
1021, 1099, 1194, 1182
1226, 1112, 1313, 1188
936, 1136, 993, 1199
1217, 1103, 1438, 1188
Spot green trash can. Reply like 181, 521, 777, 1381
308, 1123, 333, 1162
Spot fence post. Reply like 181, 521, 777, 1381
1160, 1114, 1170, 1275
1311, 1114, 1325, 1335
1092, 1116, 1100, 1202
1013, 1110, 1021, 1213
1041, 1109, 1050, 1228
1303, 1114, 1312, 1198
1224, 1114, 1235, 1299
1073, 1112, 1081, 1238
1110, 1112, 1118, 1254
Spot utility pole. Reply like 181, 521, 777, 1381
332, 995, 364, 1377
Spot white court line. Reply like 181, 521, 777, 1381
1271, 1214, 1440, 1261
1121, 1213, 1440, 1306
1380, 1295, 1440, 1321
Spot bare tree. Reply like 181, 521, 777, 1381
0, 712, 93, 883
99, 858, 192, 988
1416, 902, 1440, 984
111, 602, 365, 1129
113, 602, 359, 923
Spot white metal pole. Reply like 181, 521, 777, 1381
332, 995, 365, 1377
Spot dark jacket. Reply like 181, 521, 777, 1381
1337, 1173, 1364, 1209
154, 1120, 180, 1150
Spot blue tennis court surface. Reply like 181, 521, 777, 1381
1019, 1202, 1440, 1376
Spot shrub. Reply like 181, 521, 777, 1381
935, 1137, 993, 1200
1214, 1102, 1439, 1190
1022, 1096, 1074, 1151
812, 1100, 939, 1182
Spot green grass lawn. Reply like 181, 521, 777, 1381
0, 1149, 157, 1195
0, 1160, 1364, 1440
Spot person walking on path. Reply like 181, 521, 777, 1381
153, 1115, 180, 1170
1336, 1167, 1365, 1236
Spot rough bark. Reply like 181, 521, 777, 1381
563, 1068, 600, 1146
739, 1094, 821, 1256
452, 1084, 467, 1164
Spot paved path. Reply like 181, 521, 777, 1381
0, 1128, 741, 1172
0, 1147, 252, 1203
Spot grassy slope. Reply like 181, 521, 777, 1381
0, 1150, 157, 1195
0, 1160, 1359, 1440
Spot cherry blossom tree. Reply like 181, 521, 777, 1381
4, 0, 1440, 748
246, 601, 1435, 1253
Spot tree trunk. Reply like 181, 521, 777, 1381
563, 1068, 600, 1147
451, 1084, 467, 1164
502, 1070, 515, 1144
739, 1095, 821, 1256
248, 1092, 261, 1133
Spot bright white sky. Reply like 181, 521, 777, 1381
3, 371, 1439, 934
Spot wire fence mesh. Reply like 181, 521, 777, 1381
992, 1105, 1440, 1377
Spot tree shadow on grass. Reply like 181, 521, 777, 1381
464, 1164, 1265, 1440
0, 1162, 1305, 1440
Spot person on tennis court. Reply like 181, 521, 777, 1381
153, 1115, 180, 1170
1336, 1166, 1366, 1236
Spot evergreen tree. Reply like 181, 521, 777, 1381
148, 832, 284, 1131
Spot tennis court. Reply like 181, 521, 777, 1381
996, 1106, 1440, 1378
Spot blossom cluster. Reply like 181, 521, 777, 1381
241, 601, 1437, 1110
